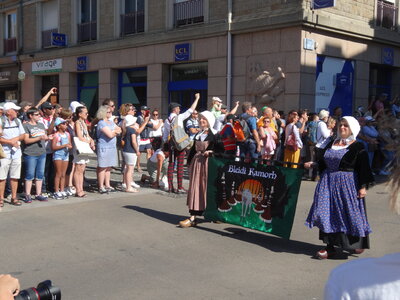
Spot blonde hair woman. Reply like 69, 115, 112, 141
96, 105, 121, 193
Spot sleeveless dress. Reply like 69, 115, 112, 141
305, 147, 371, 248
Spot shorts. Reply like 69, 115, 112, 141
73, 149, 90, 165
122, 152, 138, 166
0, 157, 22, 180
53, 150, 69, 161
139, 143, 152, 152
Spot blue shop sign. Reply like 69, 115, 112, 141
382, 48, 394, 65
77, 56, 88, 71
51, 33, 67, 47
175, 43, 191, 62
312, 0, 336, 9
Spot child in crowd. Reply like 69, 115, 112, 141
52, 118, 72, 200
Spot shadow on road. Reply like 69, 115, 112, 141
123, 205, 327, 258
195, 225, 325, 257
123, 205, 188, 225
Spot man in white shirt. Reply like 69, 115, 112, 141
0, 103, 25, 205
164, 93, 200, 193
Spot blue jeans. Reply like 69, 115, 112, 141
24, 154, 46, 181
238, 140, 259, 160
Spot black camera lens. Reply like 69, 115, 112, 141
14, 280, 61, 300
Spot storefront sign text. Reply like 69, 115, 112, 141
175, 43, 191, 62
32, 59, 62, 74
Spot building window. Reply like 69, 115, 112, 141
42, 0, 59, 48
120, 0, 145, 36
4, 11, 17, 54
78, 0, 97, 43
118, 68, 147, 107
169, 62, 208, 111
376, 0, 398, 30
174, 0, 204, 27
78, 72, 98, 117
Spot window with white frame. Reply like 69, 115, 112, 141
42, 0, 59, 48
4, 11, 17, 53
120, 0, 145, 36
78, 0, 97, 42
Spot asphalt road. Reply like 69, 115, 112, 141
0, 172, 398, 300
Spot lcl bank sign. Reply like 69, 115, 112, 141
175, 43, 191, 62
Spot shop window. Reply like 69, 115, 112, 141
376, 0, 398, 30
78, 72, 99, 117
169, 62, 208, 111
78, 0, 97, 43
4, 11, 17, 54
42, 75, 59, 103
369, 64, 392, 100
174, 0, 204, 27
120, 0, 145, 36
42, 0, 59, 48
118, 68, 147, 107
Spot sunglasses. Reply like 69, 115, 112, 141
153, 113, 158, 116
45, 107, 54, 110
106, 111, 112, 114
33, 113, 40, 116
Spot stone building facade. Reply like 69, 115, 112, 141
1, 0, 399, 116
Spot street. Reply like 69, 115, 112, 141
0, 174, 398, 300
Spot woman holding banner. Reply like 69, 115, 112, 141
304, 116, 374, 259
179, 111, 216, 228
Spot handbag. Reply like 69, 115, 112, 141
286, 126, 298, 152
73, 137, 95, 156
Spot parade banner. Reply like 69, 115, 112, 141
204, 157, 303, 239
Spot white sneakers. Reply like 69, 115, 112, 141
121, 182, 141, 190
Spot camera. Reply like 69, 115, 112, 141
14, 280, 61, 300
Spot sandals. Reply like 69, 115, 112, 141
11, 199, 22, 206
0, 200, 4, 208
125, 188, 138, 193
76, 193, 87, 198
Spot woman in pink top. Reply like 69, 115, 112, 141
258, 117, 277, 163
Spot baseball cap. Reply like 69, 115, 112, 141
226, 114, 237, 121
41, 102, 53, 110
212, 97, 222, 103
221, 104, 227, 110
3, 102, 21, 111
54, 117, 67, 126
140, 105, 149, 111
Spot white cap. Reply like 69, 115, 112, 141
69, 101, 84, 113
3, 102, 21, 111
212, 97, 222, 103
342, 116, 361, 139
125, 115, 137, 127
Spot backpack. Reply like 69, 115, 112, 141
169, 116, 192, 151
308, 121, 319, 145
0, 116, 21, 129
232, 115, 251, 142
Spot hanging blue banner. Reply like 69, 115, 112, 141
313, 0, 336, 9
77, 56, 87, 71
51, 33, 67, 47
175, 43, 191, 62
